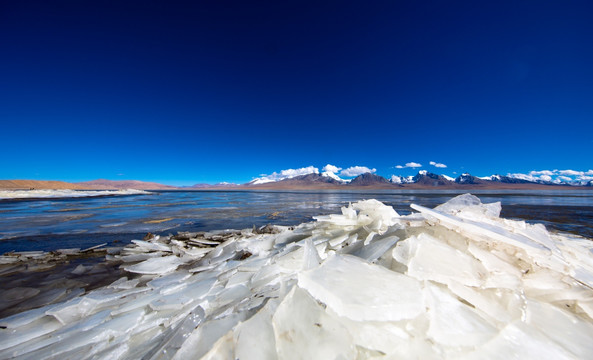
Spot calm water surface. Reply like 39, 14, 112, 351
1, 190, 592, 253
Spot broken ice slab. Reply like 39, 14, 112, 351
298, 254, 424, 322
435, 193, 501, 220
177, 246, 213, 258
172, 312, 249, 360
523, 299, 593, 358
143, 307, 205, 360
405, 233, 487, 287
446, 281, 524, 325
187, 238, 220, 246
147, 271, 192, 290
349, 235, 399, 262
230, 299, 278, 360
123, 255, 184, 275
1, 309, 113, 358
302, 237, 321, 270
0, 315, 62, 351
0, 256, 19, 265
149, 276, 217, 312
119, 252, 165, 263
108, 277, 141, 290
0, 305, 54, 330
425, 283, 497, 347
81, 243, 107, 252
461, 321, 575, 360
131, 240, 172, 252
411, 203, 551, 253
272, 286, 356, 360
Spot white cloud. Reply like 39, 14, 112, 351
395, 162, 422, 169
558, 169, 584, 176
250, 166, 319, 184
322, 164, 342, 173
339, 166, 376, 177
508, 169, 593, 184
429, 161, 447, 168
508, 173, 538, 182
529, 170, 555, 176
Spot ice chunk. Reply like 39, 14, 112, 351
0, 306, 49, 329
446, 281, 524, 324
298, 255, 424, 321
0, 316, 62, 351
425, 284, 497, 347
233, 300, 278, 360
172, 312, 248, 360
435, 193, 501, 219
350, 235, 399, 262
71, 264, 89, 275
462, 321, 574, 360
406, 233, 487, 287
523, 300, 593, 358
144, 307, 204, 360
272, 286, 356, 359
108, 277, 140, 290
124, 255, 184, 275
46, 296, 98, 325
131, 239, 172, 252
411, 203, 550, 253
302, 237, 322, 270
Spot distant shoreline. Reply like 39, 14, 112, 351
1, 179, 592, 192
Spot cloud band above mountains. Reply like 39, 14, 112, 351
249, 164, 593, 187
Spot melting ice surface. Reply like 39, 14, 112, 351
0, 189, 150, 200
1, 194, 593, 359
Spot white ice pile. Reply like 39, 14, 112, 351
0, 189, 150, 200
2, 194, 593, 359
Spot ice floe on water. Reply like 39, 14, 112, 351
0, 189, 150, 200
2, 194, 593, 359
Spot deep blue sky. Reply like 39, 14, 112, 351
1, 1, 592, 185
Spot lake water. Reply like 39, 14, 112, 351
1, 189, 592, 254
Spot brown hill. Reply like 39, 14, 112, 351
77, 179, 178, 190
0, 180, 84, 190
246, 173, 342, 189
348, 173, 392, 186
412, 172, 453, 187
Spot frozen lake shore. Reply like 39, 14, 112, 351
1, 194, 593, 359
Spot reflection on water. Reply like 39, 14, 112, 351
1, 189, 592, 253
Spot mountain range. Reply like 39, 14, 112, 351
242, 171, 593, 190
1, 171, 592, 190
